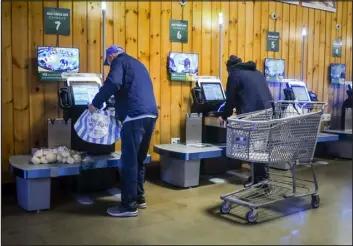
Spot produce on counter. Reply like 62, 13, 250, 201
31, 146, 82, 165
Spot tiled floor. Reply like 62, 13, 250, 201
1, 159, 352, 245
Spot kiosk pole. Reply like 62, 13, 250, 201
301, 25, 307, 82
219, 12, 223, 81
102, 2, 107, 79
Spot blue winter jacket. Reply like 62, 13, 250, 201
92, 53, 158, 122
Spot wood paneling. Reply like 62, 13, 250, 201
2, 1, 353, 174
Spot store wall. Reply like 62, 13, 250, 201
2, 1, 352, 174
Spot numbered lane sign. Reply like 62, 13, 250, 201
44, 7, 70, 36
267, 31, 280, 52
170, 20, 188, 43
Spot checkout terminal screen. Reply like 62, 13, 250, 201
292, 86, 310, 101
71, 82, 100, 106
201, 83, 225, 101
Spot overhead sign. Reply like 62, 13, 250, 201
267, 31, 280, 52
170, 20, 188, 43
44, 7, 70, 36
332, 40, 342, 58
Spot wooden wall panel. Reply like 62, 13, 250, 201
220, 1, 230, 86
2, 0, 353, 175
170, 1, 182, 140
260, 2, 269, 75
28, 0, 45, 150
180, 1, 193, 141
237, 2, 246, 60
87, 2, 101, 74
159, 1, 172, 145
73, 2, 88, 73
149, 2, 161, 159
12, 1, 30, 155
228, 2, 238, 60
1, 1, 14, 171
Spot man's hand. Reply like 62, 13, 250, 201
218, 116, 225, 127
88, 104, 97, 113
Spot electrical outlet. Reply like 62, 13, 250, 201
171, 137, 180, 144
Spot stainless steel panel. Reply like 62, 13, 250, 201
186, 113, 203, 145
47, 118, 71, 149
345, 108, 352, 131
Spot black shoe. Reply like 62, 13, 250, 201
136, 197, 147, 209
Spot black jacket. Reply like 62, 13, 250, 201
222, 61, 273, 120
92, 53, 158, 122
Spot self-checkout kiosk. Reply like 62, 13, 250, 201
58, 73, 115, 155
189, 77, 241, 174
191, 77, 228, 143
56, 73, 117, 192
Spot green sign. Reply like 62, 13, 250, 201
44, 7, 70, 36
170, 73, 193, 82
267, 31, 280, 52
332, 40, 342, 58
170, 20, 188, 43
40, 72, 64, 81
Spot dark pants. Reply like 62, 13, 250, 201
120, 117, 157, 211
253, 163, 268, 181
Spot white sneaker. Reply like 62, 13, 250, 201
106, 206, 139, 217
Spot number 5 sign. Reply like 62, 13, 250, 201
266, 31, 280, 52
44, 7, 70, 36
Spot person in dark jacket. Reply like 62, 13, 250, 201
89, 45, 158, 217
220, 55, 273, 186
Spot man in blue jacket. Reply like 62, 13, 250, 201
89, 45, 158, 217
220, 55, 273, 187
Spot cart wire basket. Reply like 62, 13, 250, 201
220, 101, 327, 223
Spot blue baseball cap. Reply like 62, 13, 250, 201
104, 45, 125, 65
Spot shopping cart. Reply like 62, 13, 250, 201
220, 101, 327, 223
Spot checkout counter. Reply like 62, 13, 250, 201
323, 82, 352, 159
10, 73, 151, 211
154, 78, 340, 188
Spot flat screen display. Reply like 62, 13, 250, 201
264, 58, 285, 82
292, 86, 310, 101
330, 63, 346, 84
38, 46, 80, 73
168, 52, 199, 75
71, 82, 100, 106
201, 83, 225, 102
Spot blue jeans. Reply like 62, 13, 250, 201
120, 117, 157, 211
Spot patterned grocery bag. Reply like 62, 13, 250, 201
74, 109, 120, 145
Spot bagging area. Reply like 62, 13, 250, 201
1, 1, 352, 245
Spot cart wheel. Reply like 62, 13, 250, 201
311, 194, 320, 209
246, 210, 258, 223
220, 201, 231, 214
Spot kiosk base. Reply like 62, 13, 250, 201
160, 155, 201, 188
16, 176, 51, 212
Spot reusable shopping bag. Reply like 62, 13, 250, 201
74, 109, 120, 145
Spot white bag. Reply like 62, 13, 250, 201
74, 109, 120, 145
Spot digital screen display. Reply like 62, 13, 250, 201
264, 58, 285, 82
292, 86, 310, 101
38, 46, 80, 73
168, 52, 199, 75
330, 64, 346, 84
71, 82, 100, 106
201, 83, 225, 102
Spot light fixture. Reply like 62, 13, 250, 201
101, 1, 107, 11
302, 25, 307, 37
219, 12, 224, 26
